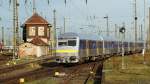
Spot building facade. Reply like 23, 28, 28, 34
19, 13, 52, 58
22, 13, 52, 44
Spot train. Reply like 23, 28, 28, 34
55, 32, 144, 63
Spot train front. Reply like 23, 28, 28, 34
55, 33, 79, 63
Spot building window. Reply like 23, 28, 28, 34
38, 26, 45, 36
29, 26, 36, 36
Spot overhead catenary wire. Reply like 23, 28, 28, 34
69, 0, 99, 33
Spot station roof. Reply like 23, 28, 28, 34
24, 13, 49, 25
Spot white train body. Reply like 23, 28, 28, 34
55, 32, 144, 63
55, 33, 104, 63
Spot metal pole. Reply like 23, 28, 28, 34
53, 9, 57, 56
115, 24, 117, 38
121, 24, 125, 69
13, 0, 16, 60
2, 27, 4, 46
33, 0, 36, 13
148, 7, 150, 49
64, 17, 66, 33
144, 0, 146, 50
134, 0, 138, 52
7, 28, 11, 46
12, 0, 19, 59
141, 24, 143, 41
121, 33, 125, 69
104, 15, 109, 36
106, 16, 109, 36
16, 0, 19, 58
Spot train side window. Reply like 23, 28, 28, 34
92, 41, 96, 49
105, 41, 108, 48
89, 41, 96, 49
99, 41, 103, 48
89, 41, 92, 49
79, 40, 86, 49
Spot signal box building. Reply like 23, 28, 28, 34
19, 13, 52, 58
22, 13, 52, 44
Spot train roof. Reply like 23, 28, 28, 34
58, 32, 118, 41
58, 32, 145, 43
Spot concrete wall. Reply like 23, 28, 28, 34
18, 43, 48, 58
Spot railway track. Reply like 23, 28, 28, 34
0, 54, 12, 65
0, 55, 141, 84
0, 60, 104, 84
0, 62, 29, 74
57, 60, 104, 84
0, 55, 106, 84
0, 56, 59, 83
0, 62, 61, 84
0, 56, 57, 74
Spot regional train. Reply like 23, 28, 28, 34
55, 32, 144, 63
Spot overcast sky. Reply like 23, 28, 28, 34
0, 0, 150, 44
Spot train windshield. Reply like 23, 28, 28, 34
58, 40, 76, 46
68, 40, 76, 46
58, 42, 67, 46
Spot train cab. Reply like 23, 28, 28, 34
56, 33, 80, 63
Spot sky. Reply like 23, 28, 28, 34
0, 0, 150, 45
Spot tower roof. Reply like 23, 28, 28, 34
24, 13, 49, 24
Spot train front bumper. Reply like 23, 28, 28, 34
56, 56, 79, 63
55, 49, 79, 63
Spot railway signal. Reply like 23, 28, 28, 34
119, 27, 126, 34
119, 24, 126, 69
